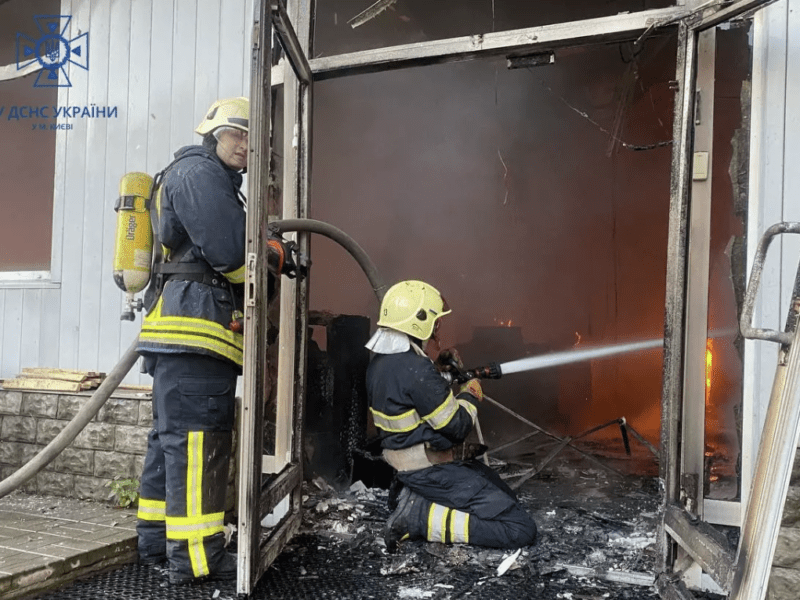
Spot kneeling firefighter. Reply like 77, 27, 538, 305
366, 281, 538, 552
134, 97, 300, 584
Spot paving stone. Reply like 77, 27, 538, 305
74, 423, 115, 451
53, 447, 94, 476
36, 420, 66, 445
56, 396, 90, 421
114, 425, 149, 453
97, 398, 139, 425
94, 451, 136, 479
1, 417, 37, 443
0, 392, 23, 415
21, 394, 59, 419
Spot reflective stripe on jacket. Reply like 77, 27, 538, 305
137, 145, 246, 366
366, 349, 477, 451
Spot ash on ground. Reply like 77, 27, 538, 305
258, 457, 683, 600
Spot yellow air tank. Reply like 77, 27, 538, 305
113, 172, 154, 320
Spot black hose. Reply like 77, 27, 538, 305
0, 219, 384, 499
270, 218, 388, 302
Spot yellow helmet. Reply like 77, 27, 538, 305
195, 97, 249, 135
378, 280, 451, 340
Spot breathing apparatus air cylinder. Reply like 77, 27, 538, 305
113, 172, 154, 321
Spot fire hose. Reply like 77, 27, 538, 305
0, 218, 387, 499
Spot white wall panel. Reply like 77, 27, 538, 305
38, 287, 61, 368
1, 291, 23, 377
0, 290, 5, 372
77, 0, 111, 371
169, 0, 199, 151
194, 0, 222, 122
57, 0, 91, 370
219, 0, 246, 98
19, 289, 42, 370
146, 0, 176, 174
97, 0, 132, 372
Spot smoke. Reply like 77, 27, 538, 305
307, 2, 678, 448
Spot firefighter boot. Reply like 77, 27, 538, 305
384, 487, 427, 553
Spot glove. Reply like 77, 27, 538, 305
267, 236, 299, 278
458, 379, 483, 402
435, 348, 464, 374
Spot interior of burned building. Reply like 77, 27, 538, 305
253, 2, 755, 597
299, 0, 749, 501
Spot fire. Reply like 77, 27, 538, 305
705, 338, 712, 405
494, 318, 514, 327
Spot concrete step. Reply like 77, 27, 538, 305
0, 491, 137, 599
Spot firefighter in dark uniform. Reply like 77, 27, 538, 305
366, 280, 538, 552
135, 97, 296, 584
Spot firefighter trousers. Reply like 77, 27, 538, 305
136, 353, 238, 580
397, 459, 537, 549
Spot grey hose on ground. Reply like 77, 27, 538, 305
0, 335, 142, 499
270, 218, 388, 302
0, 219, 387, 499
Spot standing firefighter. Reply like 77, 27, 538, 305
366, 280, 538, 552
134, 97, 297, 584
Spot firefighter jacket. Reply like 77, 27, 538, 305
367, 349, 479, 451
137, 145, 246, 367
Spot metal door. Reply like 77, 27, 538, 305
658, 2, 778, 598
237, 0, 313, 594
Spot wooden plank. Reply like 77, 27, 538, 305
77, 0, 111, 372
97, 0, 133, 376
21, 368, 103, 381
20, 289, 42, 371
58, 0, 91, 370
194, 0, 222, 121
146, 0, 176, 174
218, 0, 246, 97
3, 378, 82, 393
169, 0, 198, 152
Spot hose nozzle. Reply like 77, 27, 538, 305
462, 362, 503, 382
442, 360, 503, 384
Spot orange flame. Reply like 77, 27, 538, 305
705, 338, 713, 405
